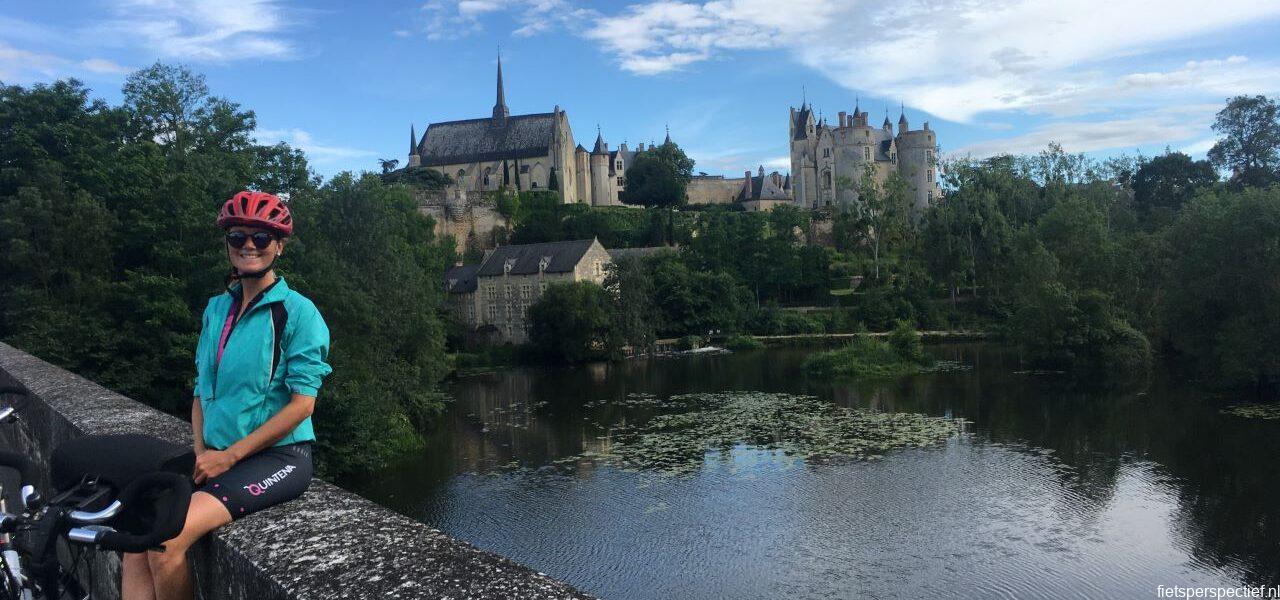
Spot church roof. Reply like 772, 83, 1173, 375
476, 238, 600, 277
418, 113, 556, 166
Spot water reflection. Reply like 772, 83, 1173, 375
343, 344, 1280, 598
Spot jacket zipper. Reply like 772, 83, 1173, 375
210, 282, 278, 398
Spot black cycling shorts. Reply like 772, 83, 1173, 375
197, 443, 312, 520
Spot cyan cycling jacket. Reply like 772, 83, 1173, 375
193, 276, 332, 450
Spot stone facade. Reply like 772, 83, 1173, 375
789, 102, 941, 214
447, 239, 613, 344
414, 187, 504, 255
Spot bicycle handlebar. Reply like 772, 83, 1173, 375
68, 471, 192, 553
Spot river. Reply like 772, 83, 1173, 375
343, 343, 1280, 599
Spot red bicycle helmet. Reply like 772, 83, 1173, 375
216, 191, 293, 236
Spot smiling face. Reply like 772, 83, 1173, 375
226, 225, 284, 273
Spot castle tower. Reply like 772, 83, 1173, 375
407, 124, 421, 168
589, 127, 613, 206
575, 145, 591, 204
491, 53, 509, 127
893, 106, 939, 215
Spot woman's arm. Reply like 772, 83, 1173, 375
192, 396, 207, 455
192, 393, 315, 484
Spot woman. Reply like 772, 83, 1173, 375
122, 191, 332, 600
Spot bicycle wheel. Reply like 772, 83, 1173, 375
0, 553, 23, 600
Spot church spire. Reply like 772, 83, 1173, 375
492, 52, 509, 126
664, 124, 672, 145
409, 124, 418, 156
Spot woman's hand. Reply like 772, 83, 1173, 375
193, 449, 239, 484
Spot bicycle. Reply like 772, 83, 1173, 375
0, 384, 194, 600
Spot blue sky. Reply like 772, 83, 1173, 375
3, 0, 1279, 180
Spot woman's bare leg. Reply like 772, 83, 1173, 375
122, 552, 156, 600
145, 491, 232, 600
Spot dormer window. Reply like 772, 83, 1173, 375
616, 160, 623, 170
504, 258, 516, 274
539, 256, 551, 272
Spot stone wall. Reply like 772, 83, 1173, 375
413, 187, 507, 255
687, 176, 743, 205
0, 342, 592, 600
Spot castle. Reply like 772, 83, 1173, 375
789, 100, 940, 213
408, 55, 656, 207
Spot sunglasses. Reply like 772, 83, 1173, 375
225, 231, 278, 250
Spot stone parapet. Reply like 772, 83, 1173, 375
0, 342, 592, 600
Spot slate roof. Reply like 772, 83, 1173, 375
418, 113, 555, 166
476, 239, 598, 277
609, 147, 638, 175
793, 106, 813, 140
739, 170, 792, 201
444, 264, 480, 294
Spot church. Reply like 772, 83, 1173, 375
408, 56, 650, 207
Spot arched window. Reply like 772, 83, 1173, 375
483, 167, 491, 187
822, 170, 832, 189
457, 169, 466, 178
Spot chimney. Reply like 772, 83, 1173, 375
838, 111, 847, 128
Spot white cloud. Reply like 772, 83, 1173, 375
1180, 138, 1218, 156
575, 0, 1280, 122
950, 112, 1212, 158
79, 58, 132, 75
762, 156, 791, 170
255, 128, 376, 163
0, 42, 132, 82
418, 0, 596, 41
94, 0, 296, 61
0, 43, 65, 81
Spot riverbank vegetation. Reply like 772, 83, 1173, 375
802, 323, 935, 379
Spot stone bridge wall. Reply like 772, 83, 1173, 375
0, 342, 591, 600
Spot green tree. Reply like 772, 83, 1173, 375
285, 173, 453, 474
1208, 95, 1280, 189
1132, 151, 1218, 222
1162, 186, 1280, 389
604, 256, 657, 351
528, 282, 616, 363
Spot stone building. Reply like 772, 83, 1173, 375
789, 101, 941, 214
444, 238, 613, 344
408, 55, 658, 208
737, 165, 794, 211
